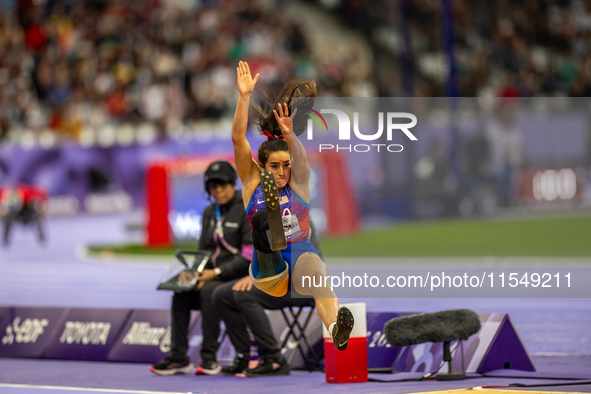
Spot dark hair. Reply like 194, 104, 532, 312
252, 79, 317, 166
257, 138, 289, 167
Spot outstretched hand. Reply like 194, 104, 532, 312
273, 103, 297, 140
236, 61, 259, 97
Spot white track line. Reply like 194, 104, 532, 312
0, 384, 190, 394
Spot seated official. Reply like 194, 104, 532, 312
212, 222, 324, 377
151, 161, 253, 376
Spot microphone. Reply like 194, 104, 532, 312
384, 309, 481, 347
384, 309, 481, 380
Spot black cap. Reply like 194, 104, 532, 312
204, 161, 237, 193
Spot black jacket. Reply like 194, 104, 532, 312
198, 190, 252, 281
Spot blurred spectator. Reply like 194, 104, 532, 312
413, 140, 453, 217
485, 102, 524, 206
414, 141, 450, 197
459, 127, 492, 216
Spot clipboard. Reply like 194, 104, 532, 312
156, 249, 212, 291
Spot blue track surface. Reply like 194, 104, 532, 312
0, 213, 590, 393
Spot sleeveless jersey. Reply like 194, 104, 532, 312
246, 183, 310, 244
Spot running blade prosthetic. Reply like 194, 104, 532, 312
260, 171, 287, 251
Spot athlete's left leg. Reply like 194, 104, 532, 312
292, 253, 354, 351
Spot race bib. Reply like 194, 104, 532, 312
282, 214, 301, 240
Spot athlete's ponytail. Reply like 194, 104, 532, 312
251, 79, 317, 139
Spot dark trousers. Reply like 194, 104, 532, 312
213, 279, 313, 361
170, 280, 223, 362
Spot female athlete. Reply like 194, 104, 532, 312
230, 61, 353, 351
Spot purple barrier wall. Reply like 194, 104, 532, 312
0, 307, 69, 358
0, 306, 535, 374
44, 308, 131, 361
108, 309, 197, 363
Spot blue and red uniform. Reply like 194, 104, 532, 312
246, 183, 317, 277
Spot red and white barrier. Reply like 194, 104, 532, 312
323, 302, 367, 383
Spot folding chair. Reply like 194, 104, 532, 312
279, 302, 323, 371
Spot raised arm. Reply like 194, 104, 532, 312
231, 61, 260, 186
274, 103, 310, 186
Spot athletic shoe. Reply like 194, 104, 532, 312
332, 306, 354, 351
221, 355, 250, 375
195, 360, 222, 375
150, 356, 193, 375
245, 357, 290, 377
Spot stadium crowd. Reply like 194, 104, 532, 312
4, 0, 591, 143
0, 0, 365, 143
333, 0, 591, 97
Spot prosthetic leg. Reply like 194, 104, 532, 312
248, 171, 289, 296
259, 171, 286, 251
249, 197, 289, 297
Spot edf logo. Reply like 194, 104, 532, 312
304, 109, 418, 153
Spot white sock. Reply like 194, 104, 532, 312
329, 322, 336, 337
